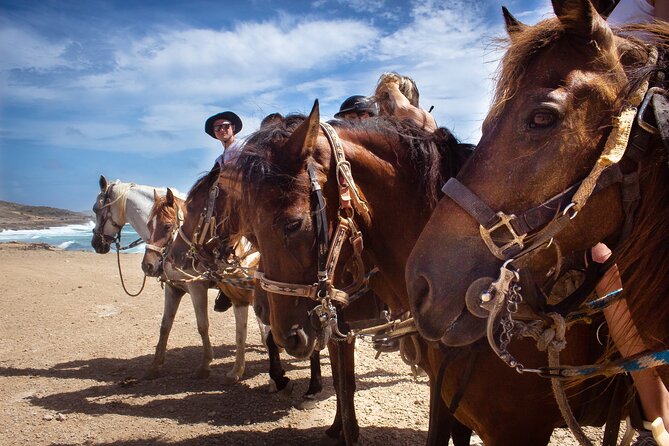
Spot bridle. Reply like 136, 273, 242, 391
93, 183, 127, 245
440, 45, 669, 445
253, 122, 374, 338
443, 45, 665, 361
145, 203, 184, 260
93, 182, 146, 296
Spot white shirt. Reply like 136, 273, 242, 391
607, 0, 654, 25
215, 138, 242, 168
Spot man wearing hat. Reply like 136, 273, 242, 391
204, 110, 243, 167
204, 111, 243, 313
334, 95, 377, 121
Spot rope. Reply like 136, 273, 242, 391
114, 240, 147, 297
544, 313, 594, 446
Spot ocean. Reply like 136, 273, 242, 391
0, 221, 144, 254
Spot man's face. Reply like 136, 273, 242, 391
213, 119, 235, 144
341, 111, 372, 121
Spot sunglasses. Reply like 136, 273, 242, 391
213, 123, 232, 132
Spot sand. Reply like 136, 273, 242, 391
0, 242, 608, 445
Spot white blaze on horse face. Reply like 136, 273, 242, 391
149, 214, 159, 241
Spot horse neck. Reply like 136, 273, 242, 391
119, 185, 156, 242
341, 132, 439, 304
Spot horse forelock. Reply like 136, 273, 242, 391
148, 194, 181, 224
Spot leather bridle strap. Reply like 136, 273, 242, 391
145, 204, 184, 255
442, 165, 625, 260
254, 122, 368, 307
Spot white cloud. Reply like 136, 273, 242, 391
0, 23, 69, 70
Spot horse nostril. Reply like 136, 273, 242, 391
285, 326, 308, 352
411, 275, 432, 315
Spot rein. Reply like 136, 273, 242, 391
94, 182, 147, 296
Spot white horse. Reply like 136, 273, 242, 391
91, 175, 253, 382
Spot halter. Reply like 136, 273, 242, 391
442, 46, 666, 371
93, 183, 127, 244
145, 203, 184, 258
253, 122, 374, 338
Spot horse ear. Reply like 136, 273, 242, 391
552, 0, 613, 50
502, 6, 527, 36
153, 189, 160, 203
166, 188, 174, 205
279, 99, 320, 171
99, 175, 108, 192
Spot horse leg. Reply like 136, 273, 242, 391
188, 283, 213, 379
144, 284, 185, 379
265, 330, 291, 393
223, 303, 249, 384
325, 340, 359, 445
304, 349, 323, 398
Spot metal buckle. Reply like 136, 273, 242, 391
637, 87, 667, 134
479, 212, 526, 260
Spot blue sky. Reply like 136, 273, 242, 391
0, 0, 551, 212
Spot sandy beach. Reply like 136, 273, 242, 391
0, 242, 606, 445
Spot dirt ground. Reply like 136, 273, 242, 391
0, 242, 608, 445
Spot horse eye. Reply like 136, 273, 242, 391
163, 224, 172, 231
529, 110, 557, 129
283, 219, 302, 237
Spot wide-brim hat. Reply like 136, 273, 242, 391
205, 111, 243, 138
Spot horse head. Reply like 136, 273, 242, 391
406, 0, 665, 346
142, 188, 184, 277
233, 101, 341, 358
91, 175, 124, 254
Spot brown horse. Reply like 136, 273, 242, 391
231, 104, 478, 444
162, 165, 325, 399
407, 0, 669, 443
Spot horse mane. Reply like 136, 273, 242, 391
236, 114, 470, 210
186, 167, 220, 207
616, 150, 669, 349
491, 19, 669, 125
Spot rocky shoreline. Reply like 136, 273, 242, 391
0, 200, 92, 230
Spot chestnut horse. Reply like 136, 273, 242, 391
230, 104, 476, 444
140, 187, 258, 382
162, 165, 325, 399
407, 0, 669, 444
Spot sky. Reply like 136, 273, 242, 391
0, 0, 552, 212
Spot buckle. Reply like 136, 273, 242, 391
479, 212, 525, 260
637, 87, 667, 134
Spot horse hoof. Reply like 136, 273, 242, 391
276, 380, 294, 398
222, 374, 240, 385
297, 398, 318, 410
191, 369, 211, 380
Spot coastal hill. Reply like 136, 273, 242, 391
0, 200, 92, 230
